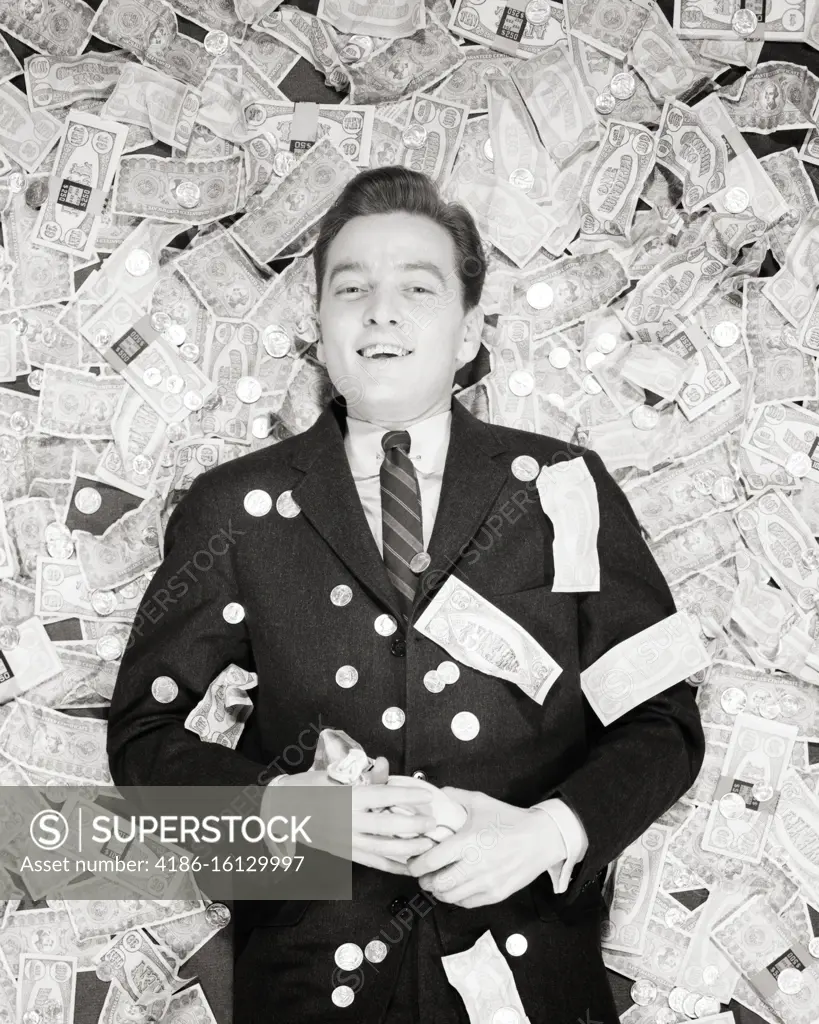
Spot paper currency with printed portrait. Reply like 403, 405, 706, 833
414, 574, 563, 704
242, 101, 374, 166
674, 0, 809, 40
431, 46, 516, 113
0, 0, 93, 56
724, 62, 819, 133
565, 0, 651, 58
655, 99, 728, 213
24, 51, 133, 110
676, 343, 742, 422
174, 228, 268, 321
35, 364, 124, 441
112, 153, 244, 225
630, 0, 702, 100
32, 109, 128, 260
442, 931, 530, 1022
316, 0, 425, 37
100, 63, 200, 149
768, 768, 819, 908
0, 81, 61, 174
517, 253, 630, 336
743, 278, 818, 405
258, 6, 350, 92
697, 660, 819, 739
760, 148, 818, 264
448, 0, 566, 57
649, 510, 741, 586
741, 402, 819, 486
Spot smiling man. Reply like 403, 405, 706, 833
107, 166, 704, 1024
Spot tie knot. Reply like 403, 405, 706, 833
381, 430, 411, 454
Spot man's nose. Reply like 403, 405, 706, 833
363, 287, 401, 325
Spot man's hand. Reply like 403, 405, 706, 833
269, 757, 437, 876
405, 786, 567, 908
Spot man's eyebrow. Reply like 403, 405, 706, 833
327, 260, 448, 287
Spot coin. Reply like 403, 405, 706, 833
655, 1009, 677, 1024
711, 476, 736, 502
243, 489, 272, 517
694, 996, 721, 1017
585, 350, 605, 371
731, 7, 758, 35
751, 781, 774, 802
723, 186, 750, 213
548, 346, 570, 368
595, 92, 616, 114
183, 390, 203, 410
365, 939, 388, 963
668, 988, 689, 1012
74, 486, 102, 515
166, 323, 186, 345
205, 901, 231, 927
330, 584, 353, 606
374, 614, 398, 636
527, 282, 554, 309
582, 374, 602, 395
175, 180, 201, 209
809, 937, 819, 958
702, 965, 720, 986
777, 967, 803, 994
718, 792, 747, 819
335, 665, 358, 688
252, 414, 270, 438
0, 625, 19, 650
381, 706, 405, 730
151, 675, 178, 703
628, 403, 660, 432
276, 490, 301, 518
402, 124, 427, 149
545, 392, 564, 409
6, 172, 24, 194
437, 661, 460, 684
786, 451, 812, 477
511, 454, 539, 481
409, 551, 431, 573
334, 942, 364, 971
204, 29, 229, 54
143, 366, 162, 387
630, 979, 657, 1006
682, 992, 700, 1019
165, 374, 184, 394
508, 369, 535, 396
272, 150, 296, 176
596, 332, 618, 354
451, 711, 480, 741
524, 0, 551, 24
236, 376, 262, 403
24, 179, 48, 209
223, 602, 245, 624
423, 670, 445, 693
125, 248, 153, 277
609, 72, 636, 100
483, 137, 494, 161
27, 369, 42, 390
331, 986, 355, 1007
262, 324, 291, 358
711, 321, 740, 348
90, 589, 117, 616
720, 686, 747, 714
509, 168, 535, 192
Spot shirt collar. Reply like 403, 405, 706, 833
344, 408, 452, 479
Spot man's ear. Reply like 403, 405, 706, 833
454, 305, 484, 369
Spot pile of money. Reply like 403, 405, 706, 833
0, 0, 816, 1020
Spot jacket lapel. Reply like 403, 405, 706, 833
286, 398, 511, 625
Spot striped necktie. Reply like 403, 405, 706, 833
380, 430, 424, 622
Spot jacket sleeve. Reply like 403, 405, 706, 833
542, 447, 706, 903
106, 473, 272, 796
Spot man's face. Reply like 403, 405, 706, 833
316, 211, 482, 427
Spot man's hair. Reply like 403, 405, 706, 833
313, 166, 486, 313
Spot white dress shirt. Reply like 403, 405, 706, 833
341, 408, 589, 893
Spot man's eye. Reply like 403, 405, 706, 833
339, 286, 362, 294
410, 286, 431, 294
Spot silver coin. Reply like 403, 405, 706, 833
330, 584, 353, 606
374, 614, 398, 636
682, 992, 700, 1019
251, 414, 270, 439
731, 7, 758, 35
437, 661, 460, 684
509, 167, 535, 192
96, 634, 123, 661
0, 434, 21, 461
751, 781, 774, 802
511, 454, 539, 481
334, 942, 364, 971
809, 937, 819, 958
90, 589, 117, 616
262, 324, 291, 358
272, 150, 296, 177
711, 321, 740, 348
524, 0, 551, 24
720, 686, 746, 715
759, 699, 781, 719
451, 711, 480, 741
27, 369, 43, 391
204, 29, 230, 54
609, 72, 636, 100
409, 551, 431, 573
548, 346, 570, 369
6, 172, 24, 194
505, 933, 528, 956
381, 706, 405, 730
165, 374, 184, 394
711, 476, 736, 502
483, 137, 494, 161
631, 405, 659, 431
694, 996, 721, 1017
151, 311, 171, 333
74, 486, 102, 515
630, 979, 658, 1006
151, 675, 178, 703
166, 323, 186, 346
222, 602, 245, 624
183, 390, 203, 411
174, 180, 201, 209
24, 179, 48, 209
235, 376, 262, 403
125, 248, 153, 277
786, 451, 812, 478
582, 374, 602, 395
331, 985, 355, 1008
692, 470, 717, 496
718, 792, 747, 819
655, 1009, 677, 1024
180, 342, 200, 362
205, 901, 231, 927
596, 332, 618, 354
365, 939, 388, 963
723, 186, 750, 213
702, 965, 720, 986
594, 91, 616, 114
336, 665, 358, 688
508, 369, 535, 396
424, 670, 445, 693
276, 490, 301, 518
143, 366, 163, 388
777, 967, 803, 995
0, 625, 19, 650
668, 988, 689, 1012
243, 489, 272, 517
527, 282, 554, 309
402, 123, 427, 149
544, 392, 564, 410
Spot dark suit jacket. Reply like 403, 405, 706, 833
106, 395, 705, 1023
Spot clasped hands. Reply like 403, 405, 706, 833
275, 756, 567, 910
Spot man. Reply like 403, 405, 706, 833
107, 166, 705, 1023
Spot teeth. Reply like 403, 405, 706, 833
359, 343, 410, 357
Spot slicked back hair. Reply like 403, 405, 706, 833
313, 166, 486, 313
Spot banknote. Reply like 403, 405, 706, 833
485, 75, 553, 204
486, 315, 536, 430
95, 928, 186, 1008
63, 890, 203, 942
0, 81, 61, 174
317, 0, 425, 36
240, 26, 301, 87
511, 42, 600, 169
112, 153, 245, 225
174, 227, 268, 321
676, 343, 742, 422
602, 917, 692, 991
197, 320, 262, 443
101, 63, 200, 149
724, 62, 819, 133
185, 662, 258, 748
743, 279, 819, 405
414, 574, 563, 703
602, 823, 671, 955
431, 46, 516, 113
32, 109, 128, 259
242, 100, 374, 166
801, 291, 819, 356
800, 127, 819, 167
536, 456, 601, 591
35, 364, 125, 440
258, 6, 350, 92
16, 951, 76, 1022
231, 136, 359, 263
712, 894, 819, 1024
449, 0, 566, 56
760, 149, 818, 264
762, 210, 819, 325
655, 100, 728, 213
741, 401, 819, 486
579, 121, 656, 238
650, 510, 741, 585
24, 51, 133, 110
0, 616, 63, 705
74, 497, 162, 591
565, 0, 651, 59
0, 0, 93, 56
701, 712, 797, 863
401, 93, 468, 187
581, 610, 710, 725
80, 291, 216, 425
768, 768, 819, 907
166, 0, 245, 36
0, 31, 21, 85
675, 0, 810, 41
698, 660, 819, 738
145, 905, 225, 963
442, 931, 530, 1022
735, 489, 819, 613
518, 253, 630, 336
630, 0, 702, 100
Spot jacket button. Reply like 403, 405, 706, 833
389, 895, 410, 915
411, 770, 427, 781
390, 637, 406, 657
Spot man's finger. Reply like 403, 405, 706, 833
354, 834, 435, 860
354, 786, 435, 811
365, 756, 390, 786
353, 809, 436, 837
352, 847, 412, 876
406, 832, 464, 876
